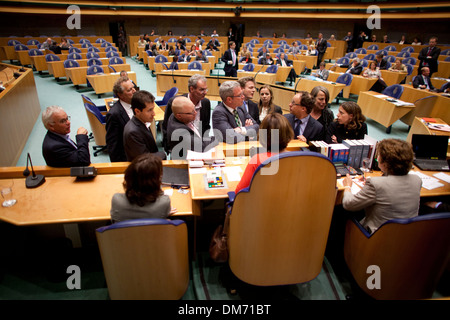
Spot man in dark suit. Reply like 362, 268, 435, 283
412, 67, 436, 91
212, 81, 259, 144
375, 54, 388, 70
276, 53, 297, 85
162, 74, 211, 153
166, 96, 217, 159
221, 41, 238, 77
237, 76, 259, 123
316, 33, 327, 68
343, 32, 353, 53
418, 37, 441, 77
260, 53, 274, 65
105, 76, 136, 162
42, 106, 90, 167
284, 91, 324, 143
123, 90, 166, 162
341, 58, 364, 75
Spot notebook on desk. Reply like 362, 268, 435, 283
411, 134, 450, 172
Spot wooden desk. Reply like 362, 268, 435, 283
380, 70, 408, 87
294, 77, 345, 102
435, 61, 450, 79
237, 70, 276, 85
328, 71, 377, 96
87, 72, 137, 95
30, 55, 48, 72
407, 118, 450, 157
292, 60, 307, 75
432, 78, 449, 91
357, 91, 415, 130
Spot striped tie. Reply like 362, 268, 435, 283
233, 110, 242, 127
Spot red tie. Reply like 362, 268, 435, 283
427, 47, 432, 56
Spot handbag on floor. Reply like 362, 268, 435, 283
209, 205, 231, 263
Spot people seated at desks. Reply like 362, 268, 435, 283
362, 61, 387, 93
163, 74, 211, 153
342, 139, 422, 234
119, 70, 138, 90
310, 85, 334, 132
106, 76, 136, 162
235, 113, 293, 193
257, 46, 269, 58
59, 38, 70, 50
212, 80, 259, 144
329, 34, 336, 41
110, 153, 176, 223
239, 45, 250, 59
370, 34, 377, 42
411, 37, 422, 46
207, 37, 220, 48
211, 30, 219, 37
288, 41, 301, 55
41, 37, 53, 50
382, 34, 391, 43
195, 50, 208, 63
123, 90, 167, 161
166, 96, 217, 159
272, 32, 278, 38
260, 53, 274, 65
256, 31, 262, 38
195, 40, 202, 51
333, 57, 363, 75
237, 76, 259, 123
305, 45, 317, 56
239, 52, 252, 64
179, 49, 193, 63
413, 67, 436, 91
276, 52, 297, 85
41, 106, 90, 168
398, 35, 408, 45
168, 45, 176, 56
388, 58, 407, 72
285, 91, 324, 143
49, 41, 61, 54
206, 42, 219, 52
199, 30, 207, 37
145, 40, 157, 55
177, 36, 186, 50
375, 54, 388, 70
418, 36, 441, 78
176, 41, 185, 52
257, 85, 283, 124
167, 30, 173, 36
158, 39, 169, 51
311, 62, 330, 80
137, 35, 147, 47
326, 101, 367, 144
168, 55, 179, 70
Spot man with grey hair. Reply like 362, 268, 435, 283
334, 57, 363, 75
162, 74, 211, 152
212, 81, 259, 144
106, 76, 136, 162
42, 106, 90, 167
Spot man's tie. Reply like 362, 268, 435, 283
66, 135, 77, 149
188, 122, 201, 137
233, 109, 242, 127
294, 118, 301, 137
231, 50, 236, 65
423, 75, 430, 89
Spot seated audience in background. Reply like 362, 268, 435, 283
239, 52, 252, 64
235, 113, 293, 193
284, 91, 324, 143
59, 38, 70, 50
168, 55, 179, 70
41, 37, 53, 50
306, 45, 317, 56
166, 96, 217, 159
398, 35, 408, 45
375, 54, 388, 70
179, 49, 192, 62
110, 153, 176, 223
212, 81, 259, 144
238, 76, 259, 123
311, 62, 330, 80
288, 41, 301, 55
388, 58, 407, 72
363, 61, 387, 93
257, 46, 269, 57
334, 58, 363, 75
411, 37, 422, 45
276, 52, 297, 85
42, 106, 90, 168
123, 90, 166, 161
413, 66, 436, 91
342, 139, 422, 234
49, 41, 61, 54
310, 86, 334, 137
326, 101, 367, 143
382, 35, 390, 43
370, 34, 377, 42
195, 50, 208, 63
137, 35, 147, 47
168, 45, 176, 56
257, 84, 283, 124
260, 53, 274, 65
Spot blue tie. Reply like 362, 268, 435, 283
294, 119, 301, 137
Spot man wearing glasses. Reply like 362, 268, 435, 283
212, 81, 259, 144
166, 96, 217, 159
162, 74, 211, 153
42, 106, 90, 167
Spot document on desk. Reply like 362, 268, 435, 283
222, 166, 243, 182
409, 171, 444, 190
433, 172, 450, 184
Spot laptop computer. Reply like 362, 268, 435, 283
411, 134, 450, 172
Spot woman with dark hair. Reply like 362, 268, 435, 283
168, 55, 179, 70
310, 86, 334, 134
257, 85, 282, 124
342, 139, 422, 233
110, 153, 176, 222
326, 101, 367, 144
235, 113, 294, 193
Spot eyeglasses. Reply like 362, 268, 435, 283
290, 101, 301, 106
57, 116, 71, 124
196, 88, 208, 93
232, 93, 244, 98
179, 111, 197, 115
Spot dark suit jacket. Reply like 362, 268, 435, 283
342, 63, 363, 75
105, 100, 130, 162
123, 116, 166, 162
375, 59, 388, 70
42, 131, 90, 168
162, 93, 211, 152
166, 114, 218, 159
239, 100, 259, 125
276, 58, 293, 67
179, 54, 192, 63
212, 102, 259, 144
221, 49, 238, 74
418, 46, 441, 74
316, 39, 328, 54
284, 114, 324, 142
412, 75, 435, 90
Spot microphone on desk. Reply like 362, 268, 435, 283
162, 63, 176, 84
253, 63, 265, 83
23, 153, 45, 188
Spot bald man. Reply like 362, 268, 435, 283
166, 96, 217, 159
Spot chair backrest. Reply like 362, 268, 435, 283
376, 49, 388, 56
360, 59, 369, 68
81, 43, 92, 49
95, 38, 106, 43
101, 42, 112, 47
396, 51, 410, 58
368, 44, 378, 50
300, 44, 308, 50
440, 81, 450, 91
86, 52, 100, 59
266, 65, 278, 73
86, 65, 104, 75
228, 152, 337, 286
250, 39, 259, 45
355, 48, 367, 54
385, 61, 392, 69
445, 56, 450, 62
264, 39, 273, 45
105, 46, 118, 53
87, 58, 103, 66
385, 45, 397, 51
273, 47, 284, 53
363, 53, 375, 61
281, 44, 290, 50
69, 47, 81, 54
84, 102, 106, 145
401, 46, 414, 53
63, 59, 80, 68
155, 54, 168, 63
336, 73, 353, 86
27, 39, 40, 45
242, 63, 255, 72
402, 57, 416, 65
88, 46, 100, 53
344, 212, 450, 300
382, 84, 404, 99
68, 53, 82, 60
45, 53, 60, 62
8, 39, 21, 46
15, 44, 28, 51
336, 57, 350, 65
28, 49, 43, 56
109, 57, 124, 65
277, 40, 287, 45
79, 38, 90, 44
106, 51, 120, 58
345, 52, 357, 59
168, 37, 177, 43
400, 95, 438, 126
440, 48, 450, 55
404, 63, 414, 76
96, 218, 189, 300
156, 87, 179, 107
188, 61, 202, 70
67, 39, 74, 45
386, 55, 396, 63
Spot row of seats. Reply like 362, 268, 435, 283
7, 37, 110, 46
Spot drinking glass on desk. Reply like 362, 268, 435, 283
1, 180, 17, 207
360, 158, 371, 183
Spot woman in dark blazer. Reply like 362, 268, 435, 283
257, 85, 282, 124
326, 101, 367, 144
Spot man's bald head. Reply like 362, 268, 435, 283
172, 96, 196, 124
